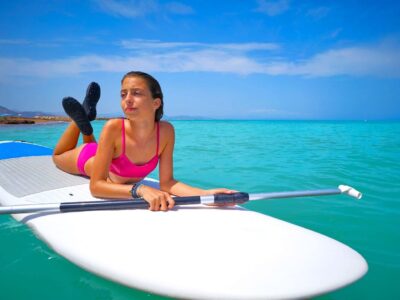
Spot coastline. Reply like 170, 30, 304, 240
1, 115, 398, 125
0, 116, 110, 125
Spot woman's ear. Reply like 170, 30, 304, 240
153, 98, 161, 110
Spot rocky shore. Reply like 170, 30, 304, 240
0, 116, 110, 125
0, 116, 70, 124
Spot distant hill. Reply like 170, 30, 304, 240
0, 105, 15, 116
0, 105, 56, 117
0, 105, 212, 120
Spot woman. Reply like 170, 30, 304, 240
53, 71, 233, 211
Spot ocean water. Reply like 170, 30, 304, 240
0, 120, 399, 299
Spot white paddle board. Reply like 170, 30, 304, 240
0, 141, 368, 299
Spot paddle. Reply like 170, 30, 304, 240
0, 185, 361, 215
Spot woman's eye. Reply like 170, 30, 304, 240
121, 93, 126, 98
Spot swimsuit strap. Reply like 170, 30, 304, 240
122, 119, 159, 157
121, 118, 126, 155
156, 122, 160, 156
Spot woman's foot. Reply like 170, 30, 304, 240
62, 97, 93, 136
82, 82, 100, 121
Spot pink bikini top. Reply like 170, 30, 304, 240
109, 119, 160, 178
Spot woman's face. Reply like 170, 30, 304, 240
120, 76, 160, 120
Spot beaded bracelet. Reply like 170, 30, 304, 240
130, 183, 143, 198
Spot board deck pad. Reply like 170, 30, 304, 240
0, 156, 88, 197
0, 141, 368, 299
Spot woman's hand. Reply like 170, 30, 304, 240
203, 188, 238, 206
138, 185, 175, 211
204, 188, 237, 195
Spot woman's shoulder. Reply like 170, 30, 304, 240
159, 120, 173, 129
159, 120, 175, 136
101, 118, 123, 136
104, 118, 123, 129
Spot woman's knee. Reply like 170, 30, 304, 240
52, 149, 81, 174
52, 153, 62, 167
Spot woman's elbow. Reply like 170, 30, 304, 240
160, 179, 177, 193
89, 180, 103, 198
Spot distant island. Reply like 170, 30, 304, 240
3, 104, 275, 124
0, 105, 109, 125
1, 115, 70, 125
0, 105, 214, 124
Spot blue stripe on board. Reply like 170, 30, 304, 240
0, 141, 52, 159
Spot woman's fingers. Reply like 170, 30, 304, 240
154, 196, 162, 211
160, 195, 168, 211
160, 192, 175, 211
149, 197, 157, 211
204, 188, 238, 206
144, 189, 173, 211
207, 188, 238, 195
167, 194, 175, 209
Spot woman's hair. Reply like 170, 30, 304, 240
121, 71, 164, 121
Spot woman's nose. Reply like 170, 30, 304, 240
125, 92, 134, 102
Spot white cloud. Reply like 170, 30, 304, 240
97, 0, 158, 17
287, 42, 400, 77
307, 6, 330, 19
96, 0, 194, 17
328, 28, 342, 39
0, 50, 265, 77
0, 40, 399, 79
0, 39, 30, 45
164, 2, 194, 15
255, 0, 290, 16
120, 40, 280, 51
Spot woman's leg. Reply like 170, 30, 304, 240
52, 83, 100, 175
53, 122, 80, 156
52, 122, 95, 174
83, 132, 96, 144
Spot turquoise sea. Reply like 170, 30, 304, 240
0, 120, 399, 299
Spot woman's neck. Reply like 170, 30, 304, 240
126, 118, 156, 141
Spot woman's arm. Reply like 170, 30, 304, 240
89, 120, 132, 199
90, 120, 174, 210
157, 122, 234, 196
157, 122, 202, 195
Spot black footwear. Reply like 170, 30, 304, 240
82, 82, 100, 121
62, 97, 93, 136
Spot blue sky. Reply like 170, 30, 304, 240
0, 0, 399, 120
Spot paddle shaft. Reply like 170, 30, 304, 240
0, 185, 362, 215
0, 193, 247, 214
